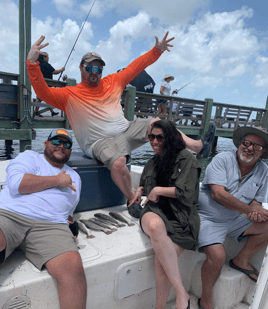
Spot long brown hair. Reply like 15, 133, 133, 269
151, 120, 186, 186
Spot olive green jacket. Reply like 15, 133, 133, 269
140, 149, 201, 250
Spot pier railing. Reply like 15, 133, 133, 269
122, 87, 268, 139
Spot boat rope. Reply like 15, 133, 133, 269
58, 0, 97, 81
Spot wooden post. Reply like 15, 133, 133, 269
265, 96, 268, 129
19, 0, 32, 152
214, 106, 223, 128
202, 98, 214, 138
124, 86, 136, 121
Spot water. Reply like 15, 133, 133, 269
1, 129, 266, 181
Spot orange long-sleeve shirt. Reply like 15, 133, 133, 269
27, 46, 162, 156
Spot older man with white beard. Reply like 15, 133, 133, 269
197, 126, 268, 309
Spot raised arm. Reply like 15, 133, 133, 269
155, 31, 175, 53
27, 35, 49, 64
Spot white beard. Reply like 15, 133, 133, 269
239, 151, 254, 163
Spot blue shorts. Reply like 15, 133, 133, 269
198, 213, 253, 252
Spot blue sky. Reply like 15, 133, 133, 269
1, 0, 268, 109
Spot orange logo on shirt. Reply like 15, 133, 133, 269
56, 129, 69, 136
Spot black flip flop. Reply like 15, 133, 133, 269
229, 259, 258, 283
127, 201, 142, 218
198, 298, 204, 309
200, 121, 216, 159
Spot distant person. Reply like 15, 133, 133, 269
157, 73, 174, 115
34, 52, 65, 117
197, 126, 268, 309
0, 129, 87, 309
27, 32, 215, 219
130, 120, 200, 309
170, 89, 179, 113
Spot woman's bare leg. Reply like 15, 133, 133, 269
141, 212, 189, 309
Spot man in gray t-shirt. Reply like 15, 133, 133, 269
198, 126, 268, 309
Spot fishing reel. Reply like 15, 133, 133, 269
62, 75, 68, 82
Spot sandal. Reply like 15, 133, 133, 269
198, 298, 204, 309
200, 121, 216, 159
127, 201, 142, 218
229, 259, 258, 283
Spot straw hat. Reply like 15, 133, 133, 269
233, 126, 268, 159
163, 74, 174, 81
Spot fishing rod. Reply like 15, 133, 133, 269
176, 74, 204, 93
58, 0, 97, 81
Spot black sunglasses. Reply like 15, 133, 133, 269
83, 64, 103, 75
49, 138, 72, 149
241, 139, 266, 151
148, 134, 165, 142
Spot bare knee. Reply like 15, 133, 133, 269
204, 245, 226, 269
111, 157, 127, 174
46, 252, 86, 284
144, 219, 166, 241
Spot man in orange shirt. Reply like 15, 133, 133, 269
27, 32, 215, 218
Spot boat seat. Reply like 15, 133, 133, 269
191, 260, 255, 308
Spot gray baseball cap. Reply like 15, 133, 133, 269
81, 52, 105, 66
47, 129, 73, 145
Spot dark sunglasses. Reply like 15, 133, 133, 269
83, 64, 103, 75
49, 138, 72, 149
148, 134, 165, 142
241, 139, 266, 151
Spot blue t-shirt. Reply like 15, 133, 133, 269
0, 151, 81, 224
198, 151, 268, 222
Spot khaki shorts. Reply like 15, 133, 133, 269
0, 209, 78, 270
92, 118, 152, 169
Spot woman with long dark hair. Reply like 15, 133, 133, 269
129, 120, 201, 309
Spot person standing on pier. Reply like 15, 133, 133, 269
27, 32, 216, 218
197, 126, 268, 309
157, 73, 174, 115
33, 52, 65, 118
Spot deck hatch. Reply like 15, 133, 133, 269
2, 296, 31, 309
114, 255, 155, 300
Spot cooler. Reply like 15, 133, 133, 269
67, 152, 130, 212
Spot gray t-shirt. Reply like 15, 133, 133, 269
198, 150, 268, 222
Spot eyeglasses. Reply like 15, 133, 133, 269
148, 134, 165, 142
49, 138, 72, 149
83, 64, 103, 75
241, 139, 266, 151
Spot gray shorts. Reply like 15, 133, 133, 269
198, 213, 253, 251
0, 209, 78, 270
92, 118, 152, 169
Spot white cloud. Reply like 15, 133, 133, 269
96, 12, 153, 72
53, 0, 74, 15
252, 56, 268, 87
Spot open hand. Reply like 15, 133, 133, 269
155, 31, 175, 53
27, 35, 49, 63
